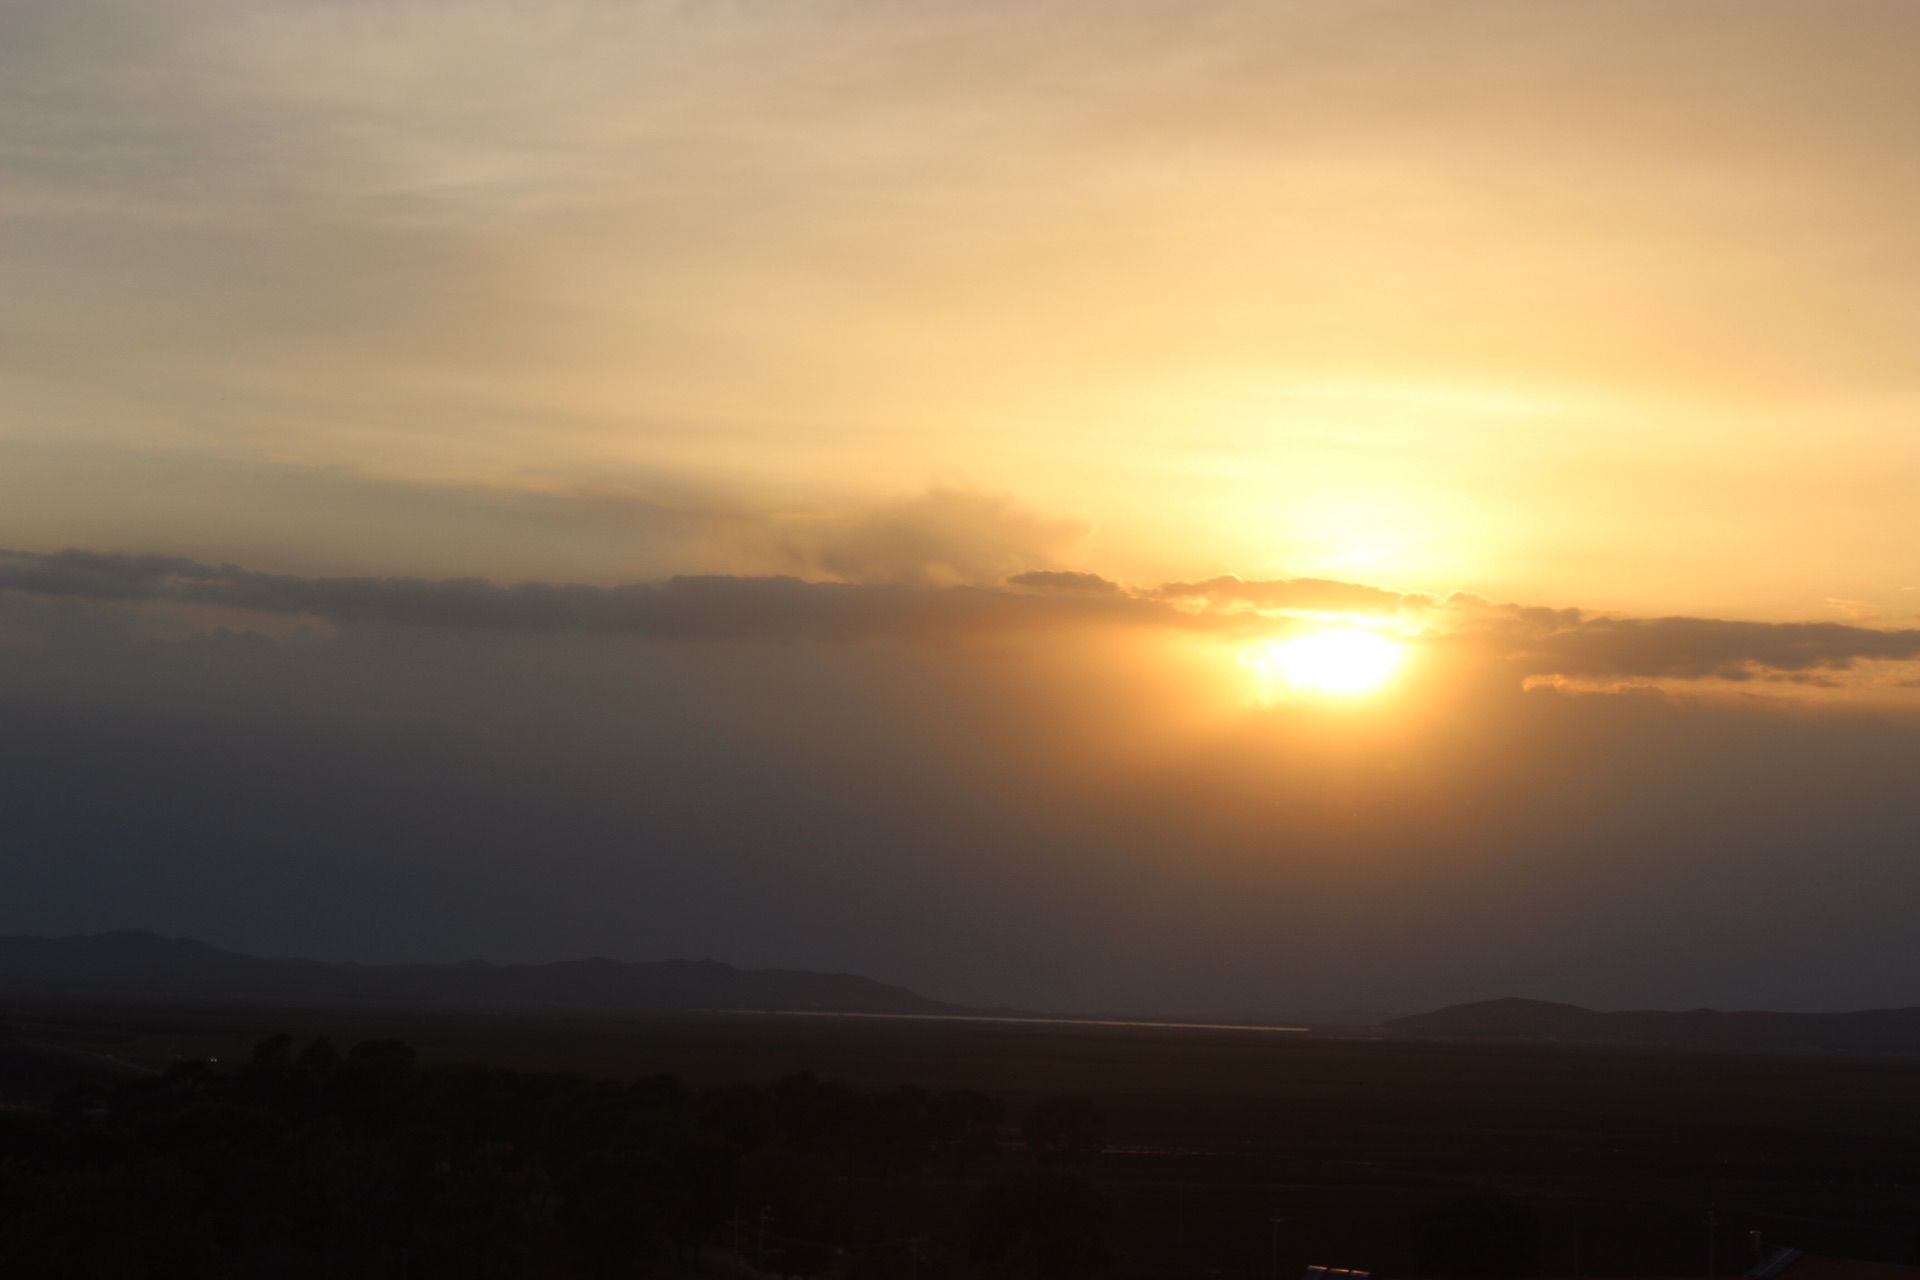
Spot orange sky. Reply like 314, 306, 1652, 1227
4, 0, 1918, 630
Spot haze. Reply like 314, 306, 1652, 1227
4, 1, 1918, 1016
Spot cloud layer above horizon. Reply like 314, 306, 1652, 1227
7, 546, 1920, 692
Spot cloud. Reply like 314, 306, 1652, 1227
6, 547, 1919, 693
1151, 575, 1428, 614
1007, 569, 1122, 595
0, 550, 213, 601
783, 487, 1091, 588
1505, 614, 1920, 682
0, 548, 1174, 641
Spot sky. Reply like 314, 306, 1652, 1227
3, 0, 1918, 1015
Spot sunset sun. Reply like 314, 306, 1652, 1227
1243, 628, 1405, 698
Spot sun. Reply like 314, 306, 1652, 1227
1242, 627, 1405, 698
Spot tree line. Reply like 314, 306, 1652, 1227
0, 1033, 1122, 1278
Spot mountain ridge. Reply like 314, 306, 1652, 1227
1389, 997, 1920, 1055
0, 931, 964, 1017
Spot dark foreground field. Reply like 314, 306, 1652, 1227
6, 1002, 1920, 1278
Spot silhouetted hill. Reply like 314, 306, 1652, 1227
1389, 997, 1920, 1056
0, 931, 962, 1016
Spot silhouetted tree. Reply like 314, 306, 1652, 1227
249, 1032, 294, 1072
0, 1031, 1024, 1278
296, 1034, 342, 1073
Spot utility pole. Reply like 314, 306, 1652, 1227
1268, 1212, 1288, 1280
1706, 1208, 1719, 1279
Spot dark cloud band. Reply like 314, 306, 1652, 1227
4, 549, 1917, 686
0, 549, 1178, 640
1513, 615, 1920, 681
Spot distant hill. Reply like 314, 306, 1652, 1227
1389, 997, 1920, 1056
0, 931, 962, 1017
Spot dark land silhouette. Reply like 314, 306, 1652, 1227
1389, 997, 1920, 1056
8, 997, 1920, 1277
16, 933, 1920, 1059
10, 939, 1920, 1275
0, 931, 965, 1017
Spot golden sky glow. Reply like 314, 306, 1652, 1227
4, 0, 1919, 631
8, 3, 1920, 1013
